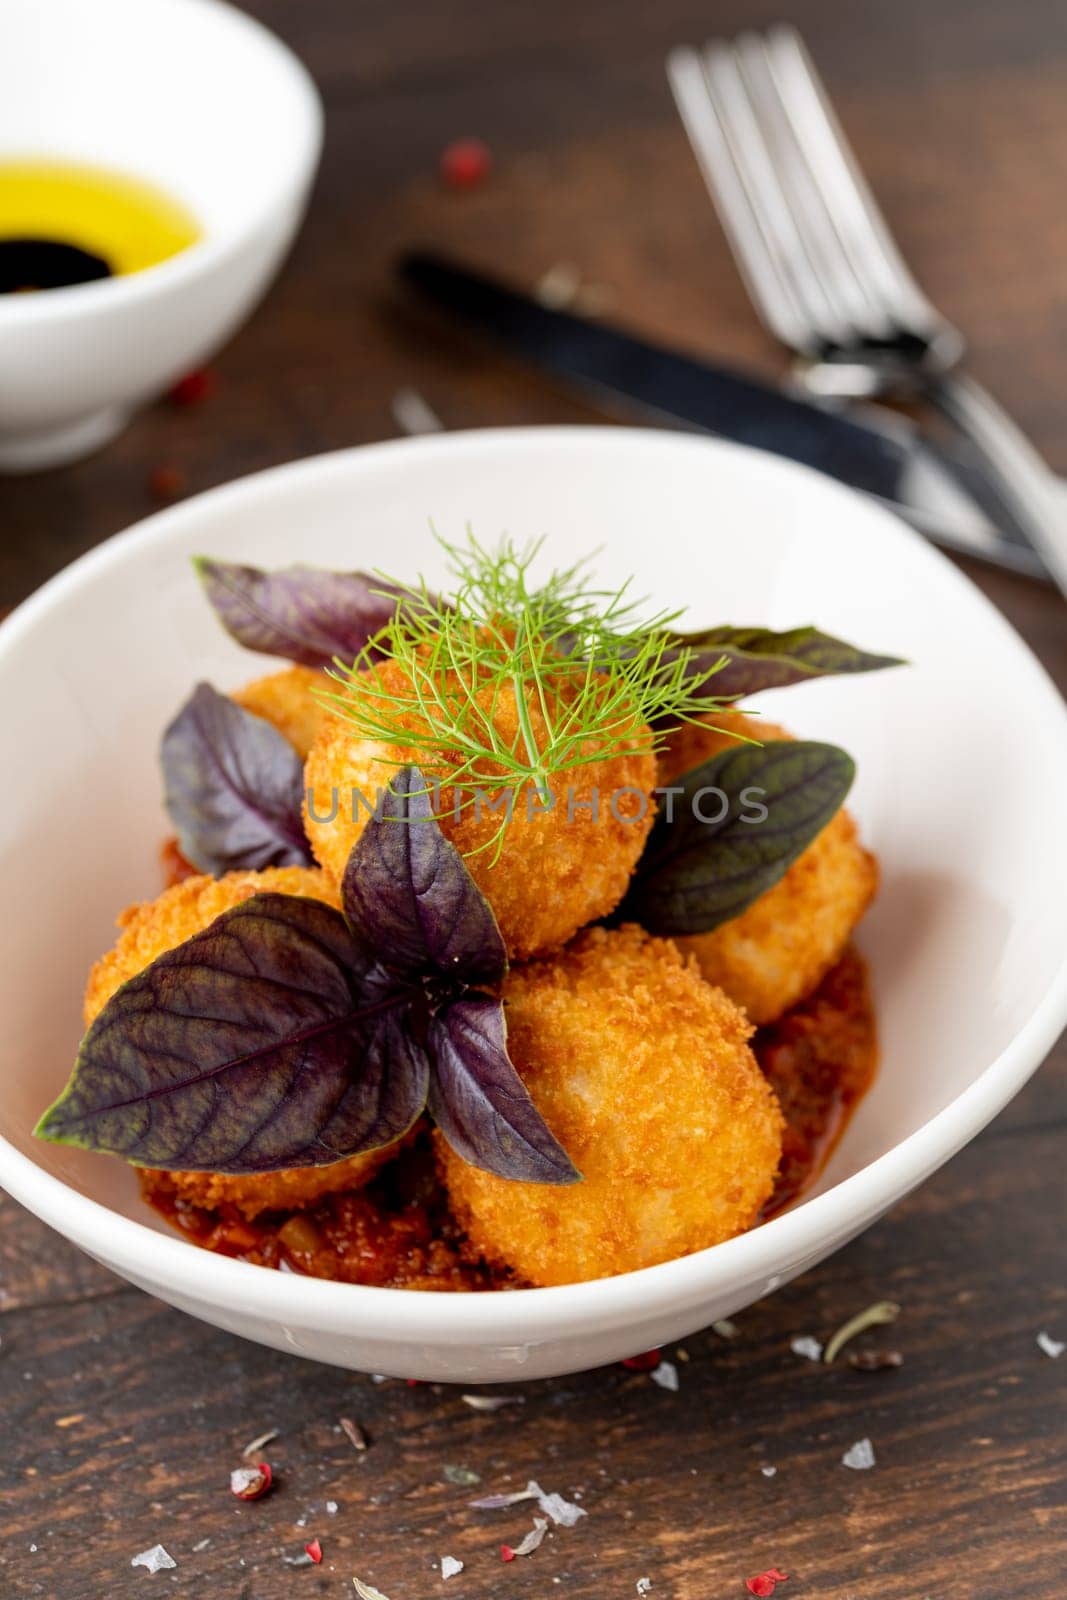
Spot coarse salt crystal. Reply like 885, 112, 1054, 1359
841, 1437, 876, 1470
130, 1545, 176, 1573
535, 1487, 586, 1527
790, 1335, 823, 1362
650, 1360, 679, 1392
391, 388, 444, 437
441, 1555, 464, 1579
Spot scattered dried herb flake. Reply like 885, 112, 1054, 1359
823, 1300, 901, 1365
461, 1393, 526, 1412
511, 1517, 550, 1557
340, 1417, 370, 1452
242, 1428, 279, 1458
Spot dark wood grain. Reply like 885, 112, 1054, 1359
1, 1, 1065, 1595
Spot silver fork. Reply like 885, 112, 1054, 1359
667, 24, 1067, 597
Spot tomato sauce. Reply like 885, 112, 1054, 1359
149, 838, 877, 1287
757, 947, 877, 1217
141, 1138, 511, 1291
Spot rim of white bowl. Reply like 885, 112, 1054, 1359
1, 427, 1066, 1347
0, 0, 324, 328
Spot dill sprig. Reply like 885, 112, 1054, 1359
321, 534, 734, 844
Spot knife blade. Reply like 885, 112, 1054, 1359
398, 251, 1045, 579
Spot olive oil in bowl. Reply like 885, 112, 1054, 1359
0, 160, 201, 294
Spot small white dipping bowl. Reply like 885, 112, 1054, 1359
0, 0, 322, 472
1, 427, 1065, 1382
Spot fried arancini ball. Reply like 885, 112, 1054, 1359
83, 866, 339, 1020
657, 709, 878, 1024
231, 665, 329, 759
303, 657, 657, 960
83, 867, 397, 1218
437, 925, 784, 1287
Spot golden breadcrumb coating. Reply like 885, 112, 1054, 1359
437, 925, 784, 1286
140, 1159, 397, 1220
83, 867, 395, 1217
231, 665, 329, 759
83, 866, 339, 1021
303, 657, 657, 960
657, 709, 878, 1024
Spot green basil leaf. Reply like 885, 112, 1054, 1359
35, 894, 427, 1172
621, 741, 856, 934
667, 624, 904, 699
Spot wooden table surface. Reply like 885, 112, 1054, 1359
2, 1, 1065, 1595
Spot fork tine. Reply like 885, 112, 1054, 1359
668, 44, 833, 354
704, 41, 857, 349
732, 30, 894, 342
667, 45, 808, 351
763, 25, 941, 335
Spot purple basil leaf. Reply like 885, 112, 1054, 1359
427, 994, 579, 1184
342, 765, 507, 988
621, 740, 855, 934
194, 556, 422, 669
35, 894, 428, 1173
666, 624, 904, 700
161, 682, 313, 875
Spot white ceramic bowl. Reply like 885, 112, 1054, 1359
0, 0, 322, 472
2, 427, 1065, 1382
